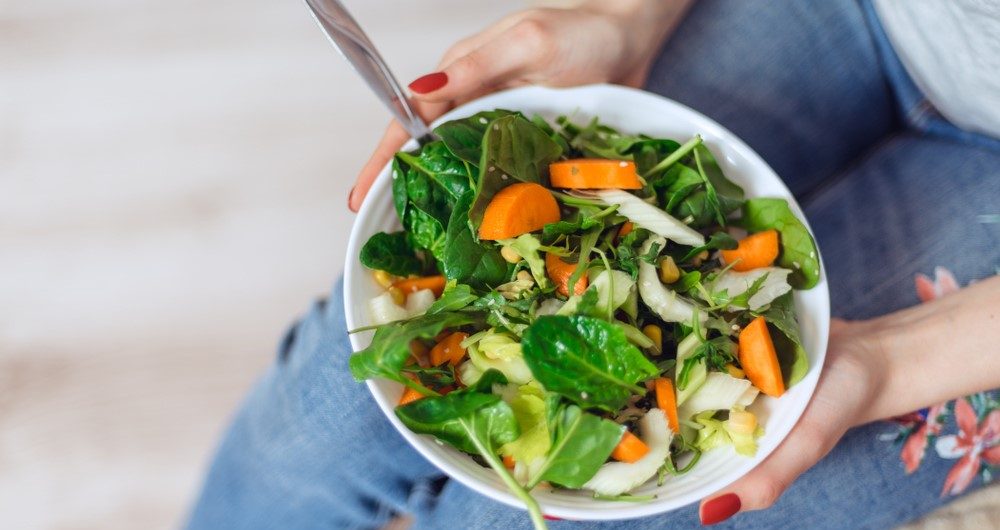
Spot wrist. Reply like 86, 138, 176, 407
849, 275, 1000, 424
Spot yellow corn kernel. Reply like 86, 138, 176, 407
727, 409, 757, 435
690, 250, 710, 267
388, 286, 406, 306
658, 256, 680, 284
373, 270, 396, 289
642, 324, 662, 355
516, 270, 533, 282
500, 246, 522, 264
725, 363, 746, 379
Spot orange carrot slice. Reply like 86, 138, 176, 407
611, 431, 650, 463
549, 159, 643, 189
429, 332, 470, 366
478, 183, 560, 240
392, 275, 447, 297
398, 387, 424, 406
545, 252, 588, 296
721, 230, 780, 272
654, 378, 680, 433
738, 316, 785, 397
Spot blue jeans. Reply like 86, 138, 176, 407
186, 1, 1000, 528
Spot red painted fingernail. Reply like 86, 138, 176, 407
348, 185, 358, 212
701, 493, 741, 525
408, 72, 448, 94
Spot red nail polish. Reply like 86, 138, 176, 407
348, 185, 358, 212
408, 72, 448, 94
701, 493, 741, 526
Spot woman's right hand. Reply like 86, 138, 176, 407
348, 0, 694, 211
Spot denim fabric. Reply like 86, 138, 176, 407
186, 1, 1000, 528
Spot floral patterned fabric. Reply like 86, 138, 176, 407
881, 267, 1000, 496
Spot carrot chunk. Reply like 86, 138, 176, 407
398, 387, 424, 406
549, 159, 642, 189
721, 230, 780, 271
545, 252, 588, 296
654, 378, 680, 433
738, 316, 786, 397
611, 431, 650, 463
478, 183, 560, 240
392, 275, 447, 297
429, 332, 470, 366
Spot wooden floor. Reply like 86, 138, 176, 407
0, 0, 995, 528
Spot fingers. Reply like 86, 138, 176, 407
699, 417, 844, 525
408, 18, 553, 102
350, 98, 451, 212
349, 121, 408, 212
697, 353, 867, 526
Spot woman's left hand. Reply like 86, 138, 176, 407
698, 318, 882, 524
700, 274, 1000, 525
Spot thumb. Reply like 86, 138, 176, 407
699, 416, 848, 525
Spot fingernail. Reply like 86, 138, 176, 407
348, 185, 358, 212
701, 493, 741, 526
408, 72, 448, 94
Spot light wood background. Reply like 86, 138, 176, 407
1, 0, 995, 528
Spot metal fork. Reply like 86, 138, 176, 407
302, 0, 433, 144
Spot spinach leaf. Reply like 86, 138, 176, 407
349, 311, 477, 385
406, 207, 448, 262
396, 370, 548, 530
396, 142, 474, 200
427, 282, 479, 314
755, 292, 809, 386
433, 109, 518, 165
527, 399, 624, 489
521, 315, 659, 411
468, 115, 563, 229
740, 198, 821, 289
391, 157, 409, 222
359, 231, 422, 276
442, 191, 509, 289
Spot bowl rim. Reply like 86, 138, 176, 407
344, 84, 829, 520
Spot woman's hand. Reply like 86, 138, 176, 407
348, 0, 694, 211
699, 275, 1000, 525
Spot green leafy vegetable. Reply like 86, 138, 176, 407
521, 315, 659, 411
442, 192, 509, 288
396, 370, 550, 530
468, 115, 563, 229
349, 311, 476, 389
434, 109, 518, 165
359, 231, 422, 276
740, 198, 821, 289
500, 384, 551, 463
527, 398, 624, 489
427, 282, 479, 314
755, 292, 809, 386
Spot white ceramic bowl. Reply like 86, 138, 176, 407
344, 84, 829, 521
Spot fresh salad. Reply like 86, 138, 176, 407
351, 109, 820, 529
